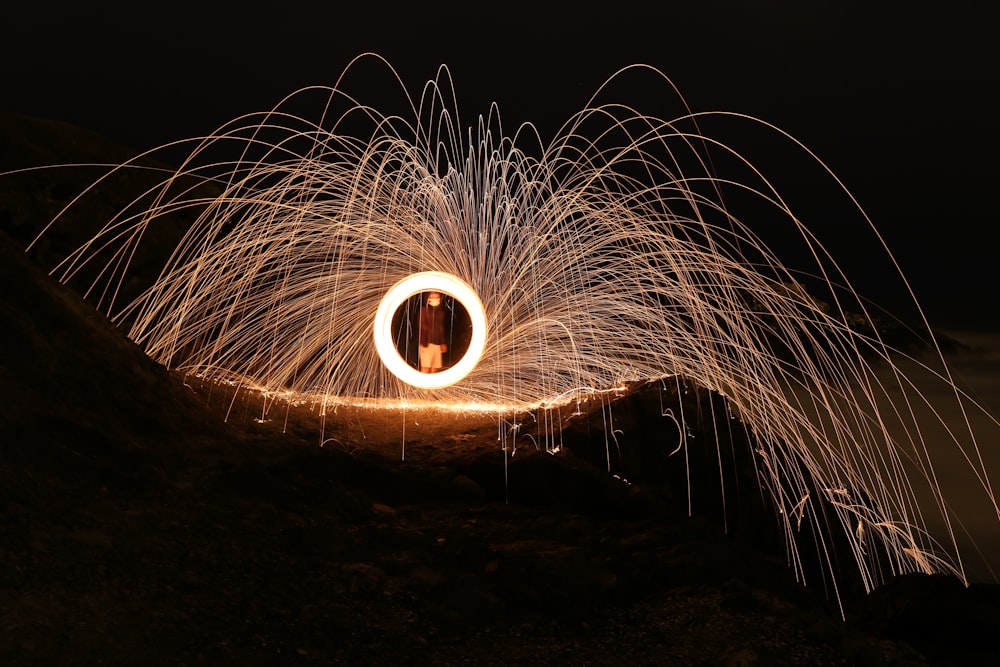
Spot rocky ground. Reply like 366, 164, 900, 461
3, 113, 1000, 666
3, 218, 1000, 667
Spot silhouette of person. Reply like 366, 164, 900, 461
418, 291, 447, 373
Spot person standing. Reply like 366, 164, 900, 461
418, 291, 448, 373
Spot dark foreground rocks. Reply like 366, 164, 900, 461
2, 229, 1000, 666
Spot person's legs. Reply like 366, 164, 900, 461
419, 343, 443, 372
429, 343, 443, 371
419, 344, 433, 372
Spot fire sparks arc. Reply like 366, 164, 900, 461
20, 55, 1000, 616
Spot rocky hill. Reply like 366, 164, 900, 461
2, 116, 999, 666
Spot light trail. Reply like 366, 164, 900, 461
25, 54, 1000, 615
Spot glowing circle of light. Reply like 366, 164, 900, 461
373, 271, 487, 389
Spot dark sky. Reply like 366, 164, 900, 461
3, 0, 997, 328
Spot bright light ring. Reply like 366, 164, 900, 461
373, 271, 487, 389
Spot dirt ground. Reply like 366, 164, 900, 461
3, 230, 1000, 666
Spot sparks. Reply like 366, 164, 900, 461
23, 54, 1000, 615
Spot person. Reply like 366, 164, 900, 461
418, 291, 448, 373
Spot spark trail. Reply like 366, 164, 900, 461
27, 54, 1000, 613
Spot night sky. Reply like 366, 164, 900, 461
3, 0, 997, 328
